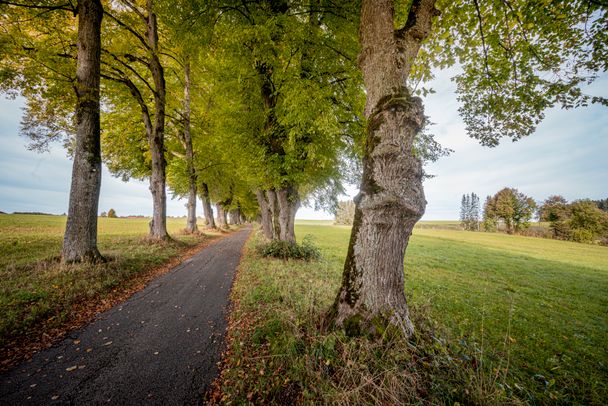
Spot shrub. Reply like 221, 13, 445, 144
570, 228, 595, 243
107, 208, 117, 218
258, 236, 321, 261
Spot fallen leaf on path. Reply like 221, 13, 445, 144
103, 341, 112, 346
66, 366, 77, 372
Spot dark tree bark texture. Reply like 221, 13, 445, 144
146, 0, 168, 240
201, 182, 216, 229
276, 185, 299, 244
256, 189, 273, 239
331, 0, 438, 338
62, 0, 104, 263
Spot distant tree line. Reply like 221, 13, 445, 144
592, 198, 608, 212
460, 189, 608, 244
539, 196, 608, 243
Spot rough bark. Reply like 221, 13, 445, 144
201, 182, 216, 229
276, 185, 299, 243
332, 0, 438, 338
62, 0, 104, 263
216, 204, 228, 228
183, 59, 198, 234
266, 189, 281, 240
146, 0, 168, 240
256, 189, 273, 239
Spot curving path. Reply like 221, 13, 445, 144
0, 226, 251, 405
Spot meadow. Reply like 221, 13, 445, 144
0, 214, 222, 366
215, 221, 608, 404
2, 214, 606, 403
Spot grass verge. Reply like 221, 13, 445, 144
210, 225, 607, 404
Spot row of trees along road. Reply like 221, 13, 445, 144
1, 0, 606, 337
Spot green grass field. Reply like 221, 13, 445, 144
0, 214, 221, 355
2, 215, 606, 403
216, 222, 607, 404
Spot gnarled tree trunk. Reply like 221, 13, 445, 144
331, 0, 438, 338
62, 0, 104, 263
276, 185, 299, 243
183, 59, 198, 234
146, 0, 168, 240
256, 189, 273, 239
201, 182, 215, 229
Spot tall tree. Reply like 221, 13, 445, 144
331, 0, 436, 337
63, 0, 104, 262
101, 0, 169, 240
331, 0, 606, 337
460, 192, 480, 231
0, 0, 104, 262
211, 0, 362, 243
484, 187, 536, 234
459, 194, 468, 227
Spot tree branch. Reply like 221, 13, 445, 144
0, 1, 75, 13
104, 9, 151, 51
102, 49, 156, 97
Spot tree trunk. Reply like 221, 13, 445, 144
256, 189, 273, 239
62, 0, 104, 263
216, 204, 228, 228
201, 182, 216, 229
266, 189, 281, 240
276, 185, 299, 243
146, 0, 168, 240
183, 59, 197, 234
331, 0, 438, 338
234, 207, 241, 224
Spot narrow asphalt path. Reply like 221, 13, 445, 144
0, 226, 251, 406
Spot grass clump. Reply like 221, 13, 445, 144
257, 235, 321, 261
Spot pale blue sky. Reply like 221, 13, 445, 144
1, 69, 606, 220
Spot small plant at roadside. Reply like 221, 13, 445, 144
257, 236, 321, 261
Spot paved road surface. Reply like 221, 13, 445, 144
0, 227, 251, 405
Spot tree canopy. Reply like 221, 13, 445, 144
1, 0, 606, 334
